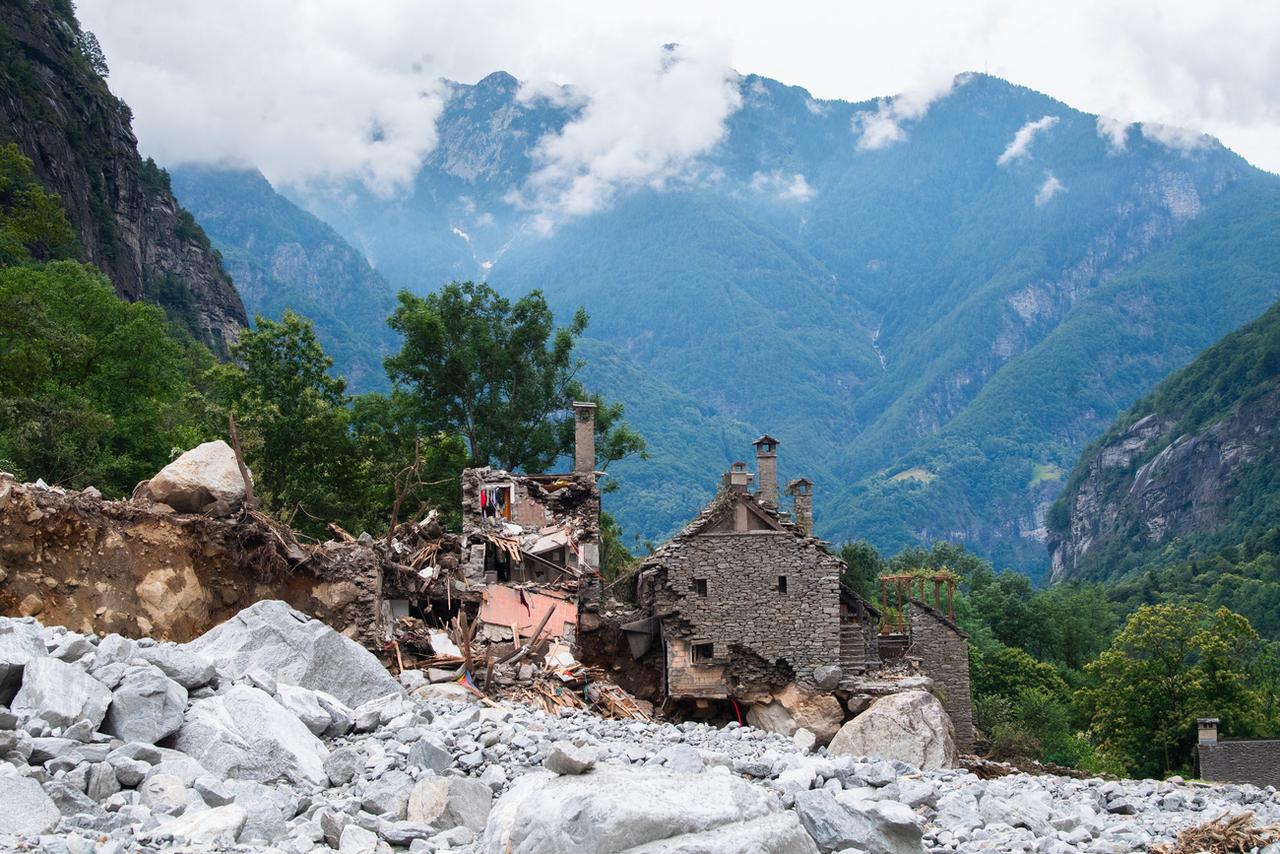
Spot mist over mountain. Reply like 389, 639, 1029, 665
185, 70, 1280, 572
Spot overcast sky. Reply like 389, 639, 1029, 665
79, 0, 1280, 204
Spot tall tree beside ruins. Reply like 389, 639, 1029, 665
386, 281, 644, 475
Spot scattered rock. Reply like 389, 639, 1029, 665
544, 741, 598, 774
151, 804, 248, 845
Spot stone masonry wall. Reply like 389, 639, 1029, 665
654, 530, 841, 694
909, 603, 975, 753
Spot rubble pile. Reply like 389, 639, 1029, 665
3, 603, 1280, 853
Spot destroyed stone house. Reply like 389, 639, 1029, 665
635, 437, 975, 751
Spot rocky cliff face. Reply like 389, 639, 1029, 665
0, 1, 246, 355
1048, 302, 1280, 582
170, 167, 398, 391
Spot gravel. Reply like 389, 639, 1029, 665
2, 605, 1278, 853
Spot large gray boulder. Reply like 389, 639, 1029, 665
102, 666, 188, 744
480, 767, 814, 854
183, 601, 400, 707
0, 774, 61, 836
172, 684, 329, 786
12, 657, 112, 730
793, 788, 924, 853
407, 776, 492, 831
143, 440, 250, 513
827, 690, 957, 770
0, 618, 48, 702
136, 645, 217, 689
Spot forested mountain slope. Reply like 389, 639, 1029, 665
193, 70, 1280, 566
0, 0, 245, 354
1048, 299, 1280, 583
170, 167, 398, 392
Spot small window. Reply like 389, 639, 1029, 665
693, 578, 708, 596
777, 575, 788, 593
692, 642, 714, 662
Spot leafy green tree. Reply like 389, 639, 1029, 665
1080, 603, 1262, 777
0, 261, 211, 491
347, 390, 467, 534
213, 311, 359, 534
0, 143, 78, 265
386, 281, 644, 474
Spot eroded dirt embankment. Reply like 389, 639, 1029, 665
0, 476, 385, 644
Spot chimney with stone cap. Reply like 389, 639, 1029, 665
1197, 718, 1219, 745
753, 435, 779, 507
787, 477, 814, 535
572, 401, 596, 475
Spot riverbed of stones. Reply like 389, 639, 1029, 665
2, 601, 1278, 853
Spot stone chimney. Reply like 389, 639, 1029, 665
723, 461, 754, 493
787, 478, 813, 535
753, 435, 779, 507
572, 401, 597, 475
1198, 718, 1219, 745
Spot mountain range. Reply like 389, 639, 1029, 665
172, 69, 1280, 575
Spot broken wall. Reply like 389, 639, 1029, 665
651, 529, 841, 697
909, 602, 975, 753
0, 478, 387, 646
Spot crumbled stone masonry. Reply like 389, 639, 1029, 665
909, 604, 976, 753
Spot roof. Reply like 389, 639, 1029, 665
637, 488, 844, 572
752, 434, 780, 447
840, 583, 882, 617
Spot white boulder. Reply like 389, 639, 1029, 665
827, 690, 957, 770
12, 656, 112, 730
101, 665, 188, 744
183, 600, 400, 708
480, 767, 814, 853
172, 684, 329, 786
143, 440, 250, 513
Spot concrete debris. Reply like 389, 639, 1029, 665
0, 607, 1277, 853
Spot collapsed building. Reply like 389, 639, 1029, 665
633, 437, 975, 751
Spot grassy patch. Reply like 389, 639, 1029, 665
1029, 463, 1063, 487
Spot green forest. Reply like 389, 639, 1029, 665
839, 539, 1280, 780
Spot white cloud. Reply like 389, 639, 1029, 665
998, 115, 1060, 166
1139, 122, 1213, 153
853, 74, 964, 150
1096, 116, 1131, 152
77, 0, 1280, 193
1035, 172, 1066, 206
749, 170, 814, 201
510, 42, 742, 231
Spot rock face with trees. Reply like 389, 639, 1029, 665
0, 2, 246, 354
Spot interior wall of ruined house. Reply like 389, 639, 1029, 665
908, 603, 976, 753
652, 530, 842, 698
0, 479, 387, 647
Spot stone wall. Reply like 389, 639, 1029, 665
1199, 740, 1280, 788
909, 603, 975, 753
652, 529, 842, 697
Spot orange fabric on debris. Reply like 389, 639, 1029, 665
479, 585, 578, 638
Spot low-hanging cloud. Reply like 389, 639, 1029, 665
1096, 116, 1131, 152
853, 74, 966, 150
1035, 172, 1066, 206
509, 42, 743, 232
749, 170, 814, 201
1139, 122, 1214, 153
998, 115, 1060, 165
